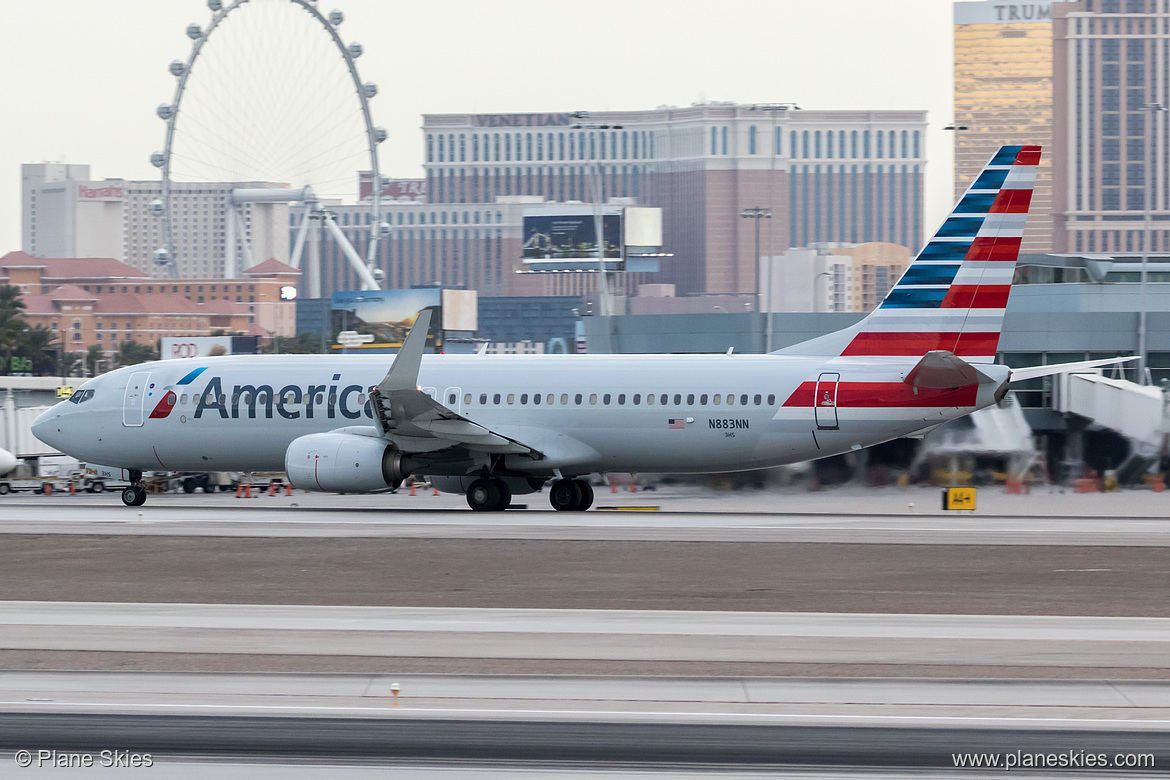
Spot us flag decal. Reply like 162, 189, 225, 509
667, 418, 686, 429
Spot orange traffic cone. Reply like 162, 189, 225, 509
268, 482, 276, 497
409, 481, 417, 496
432, 487, 440, 496
610, 482, 617, 494
70, 482, 76, 496
286, 482, 293, 496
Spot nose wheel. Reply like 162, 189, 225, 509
549, 478, 593, 511
121, 485, 147, 507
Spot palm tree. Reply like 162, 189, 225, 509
114, 339, 158, 367
19, 325, 59, 375
86, 344, 104, 376
0, 286, 28, 375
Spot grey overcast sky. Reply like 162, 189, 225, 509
0, 0, 955, 254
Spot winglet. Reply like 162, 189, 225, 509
377, 309, 433, 394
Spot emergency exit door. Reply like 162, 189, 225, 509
814, 372, 840, 430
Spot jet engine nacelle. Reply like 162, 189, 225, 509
285, 432, 412, 493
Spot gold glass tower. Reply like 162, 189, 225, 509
954, 1, 1055, 252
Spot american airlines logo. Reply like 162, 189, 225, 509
192, 376, 373, 421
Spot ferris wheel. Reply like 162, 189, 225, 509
149, 0, 386, 294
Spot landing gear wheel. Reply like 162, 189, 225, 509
573, 479, 594, 511
121, 486, 147, 507
549, 478, 583, 511
491, 479, 512, 511
466, 478, 500, 512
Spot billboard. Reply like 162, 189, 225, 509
331, 289, 442, 349
358, 173, 427, 202
161, 336, 260, 359
522, 213, 621, 261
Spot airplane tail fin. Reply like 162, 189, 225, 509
776, 144, 1040, 363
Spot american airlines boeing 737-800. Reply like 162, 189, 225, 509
30, 145, 1125, 510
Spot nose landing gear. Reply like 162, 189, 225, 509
549, 478, 593, 511
120, 471, 147, 507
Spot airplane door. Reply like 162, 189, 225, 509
814, 372, 840, 430
123, 371, 150, 427
444, 386, 462, 413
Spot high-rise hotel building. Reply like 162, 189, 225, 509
1053, 0, 1170, 253
416, 106, 926, 297
954, 1, 1056, 252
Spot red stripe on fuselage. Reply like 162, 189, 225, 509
940, 285, 1011, 309
989, 189, 1033, 213
965, 236, 1022, 262
841, 331, 999, 357
783, 381, 979, 408
148, 391, 177, 419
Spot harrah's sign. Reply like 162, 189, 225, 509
77, 184, 124, 200
471, 113, 573, 128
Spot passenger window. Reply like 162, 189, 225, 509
754, 394, 762, 405
574, 393, 582, 404
232, 394, 240, 405
700, 394, 708, 405
660, 394, 668, 405
686, 394, 694, 405
493, 393, 501, 404
329, 394, 336, 405
673, 394, 681, 405
589, 393, 597, 405
712, 394, 720, 406
521, 393, 529, 404
534, 394, 541, 405
767, 394, 776, 405
464, 393, 472, 404
479, 393, 487, 404
740, 394, 748, 406
448, 393, 457, 404
618, 393, 626, 405
726, 394, 734, 405
633, 394, 641, 405
315, 394, 323, 405
603, 393, 611, 405
560, 393, 568, 405
646, 394, 655, 405
507, 393, 515, 405
180, 394, 187, 404
546, 394, 554, 405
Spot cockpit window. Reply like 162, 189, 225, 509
68, 389, 95, 404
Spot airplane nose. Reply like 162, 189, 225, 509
31, 406, 63, 450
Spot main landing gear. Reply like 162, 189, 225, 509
549, 478, 593, 512
465, 477, 512, 512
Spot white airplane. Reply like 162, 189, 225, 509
31, 145, 1126, 510
0, 447, 16, 476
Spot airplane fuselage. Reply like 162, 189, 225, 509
37, 353, 1006, 477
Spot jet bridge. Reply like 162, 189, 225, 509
1054, 371, 1169, 481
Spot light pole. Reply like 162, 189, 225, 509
571, 112, 623, 353
1139, 102, 1166, 385
750, 103, 799, 352
741, 207, 771, 351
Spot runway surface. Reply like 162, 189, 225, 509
2, 489, 1167, 772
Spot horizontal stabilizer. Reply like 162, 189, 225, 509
903, 350, 991, 390
1010, 356, 1138, 383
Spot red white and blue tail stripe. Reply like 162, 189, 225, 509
778, 145, 1039, 363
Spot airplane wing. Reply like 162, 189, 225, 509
367, 310, 541, 457
1009, 356, 1138, 382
